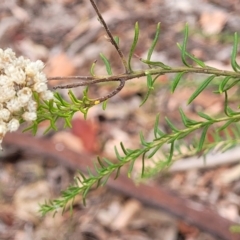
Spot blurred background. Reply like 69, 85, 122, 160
1, 0, 240, 239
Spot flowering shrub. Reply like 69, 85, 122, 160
0, 48, 53, 149
1, 0, 240, 221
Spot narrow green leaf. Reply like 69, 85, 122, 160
102, 158, 114, 166
173, 131, 190, 141
167, 141, 174, 163
231, 32, 240, 72
114, 167, 121, 179
222, 79, 240, 92
128, 22, 139, 72
97, 157, 105, 168
100, 53, 112, 75
83, 108, 89, 120
179, 23, 191, 67
139, 131, 150, 146
120, 142, 128, 155
82, 186, 91, 204
78, 171, 86, 181
139, 88, 152, 107
171, 72, 186, 93
101, 174, 110, 186
188, 75, 215, 104
179, 108, 197, 127
54, 92, 70, 107
128, 159, 136, 178
224, 91, 231, 117
146, 74, 154, 89
197, 111, 213, 121
219, 76, 232, 93
154, 114, 160, 138
114, 146, 123, 161
87, 167, 94, 177
217, 119, 235, 132
165, 117, 179, 132
148, 144, 162, 158
141, 151, 147, 177
48, 99, 54, 111
64, 117, 72, 128
177, 45, 206, 68
102, 100, 108, 110
139, 73, 155, 106
147, 23, 161, 61
179, 108, 188, 127
187, 53, 206, 68
140, 59, 171, 70
74, 176, 82, 184
96, 179, 101, 188
90, 60, 97, 76
93, 162, 100, 174
197, 125, 209, 152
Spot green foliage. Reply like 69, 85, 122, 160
128, 22, 139, 72
36, 3, 240, 216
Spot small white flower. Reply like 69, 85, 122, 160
17, 87, 32, 105
0, 122, 7, 137
35, 60, 45, 70
3, 48, 15, 62
40, 90, 54, 100
13, 68, 26, 84
5, 65, 15, 76
7, 118, 20, 132
25, 60, 44, 77
22, 111, 37, 121
6, 98, 21, 113
0, 75, 9, 85
34, 72, 47, 83
0, 85, 16, 103
27, 99, 37, 112
0, 108, 11, 121
33, 82, 47, 93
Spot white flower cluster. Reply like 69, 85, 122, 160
0, 48, 53, 149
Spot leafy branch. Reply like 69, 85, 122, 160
40, 110, 240, 215
37, 1, 240, 215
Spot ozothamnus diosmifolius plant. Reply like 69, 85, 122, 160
2, 0, 240, 215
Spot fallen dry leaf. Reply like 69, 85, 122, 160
44, 52, 76, 86
199, 10, 228, 35
71, 113, 99, 153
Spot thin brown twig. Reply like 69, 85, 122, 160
48, 76, 96, 81
53, 78, 120, 90
89, 78, 125, 105
52, 66, 240, 89
89, 0, 130, 73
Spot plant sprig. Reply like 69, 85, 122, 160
35, 0, 240, 216
40, 110, 240, 215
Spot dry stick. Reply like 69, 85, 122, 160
89, 0, 129, 73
